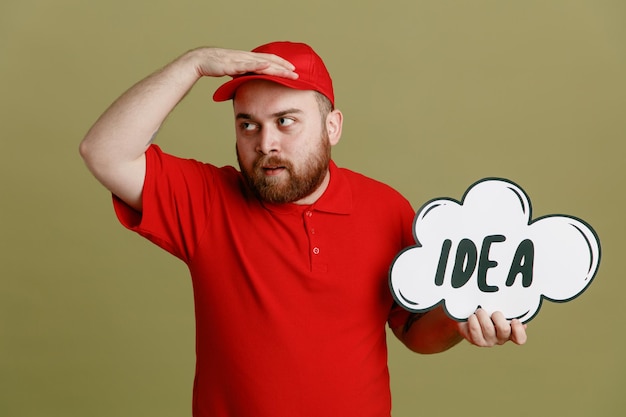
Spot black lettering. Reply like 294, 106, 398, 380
477, 235, 506, 293
506, 239, 534, 287
451, 239, 477, 288
434, 239, 452, 286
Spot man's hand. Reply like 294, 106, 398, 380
457, 308, 528, 347
189, 47, 298, 79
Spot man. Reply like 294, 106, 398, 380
80, 41, 526, 417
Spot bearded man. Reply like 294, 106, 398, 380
80, 41, 526, 417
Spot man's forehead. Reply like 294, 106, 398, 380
233, 80, 318, 115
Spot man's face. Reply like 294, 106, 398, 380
233, 80, 334, 205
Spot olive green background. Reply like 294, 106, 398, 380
1, 0, 624, 416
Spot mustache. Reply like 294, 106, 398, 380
254, 155, 293, 171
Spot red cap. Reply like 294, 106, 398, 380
212, 41, 334, 106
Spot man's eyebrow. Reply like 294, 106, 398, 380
235, 108, 303, 120
271, 108, 303, 118
235, 113, 252, 120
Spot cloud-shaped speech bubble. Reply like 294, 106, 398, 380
389, 178, 601, 323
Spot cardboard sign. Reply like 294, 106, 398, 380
389, 178, 601, 323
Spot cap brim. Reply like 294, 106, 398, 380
212, 74, 320, 102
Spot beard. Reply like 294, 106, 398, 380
237, 133, 331, 204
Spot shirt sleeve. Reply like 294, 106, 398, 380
112, 145, 214, 263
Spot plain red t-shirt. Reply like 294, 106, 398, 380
113, 145, 415, 417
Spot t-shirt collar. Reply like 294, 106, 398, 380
310, 160, 352, 215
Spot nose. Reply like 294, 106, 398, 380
256, 126, 280, 155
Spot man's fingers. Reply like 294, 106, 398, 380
465, 312, 489, 346
254, 52, 297, 73
510, 319, 528, 345
459, 310, 529, 347
194, 48, 298, 79
464, 309, 528, 347
234, 54, 298, 79
491, 311, 512, 345
475, 308, 498, 346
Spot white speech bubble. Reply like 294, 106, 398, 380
389, 178, 601, 323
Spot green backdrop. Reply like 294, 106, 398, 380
2, 1, 625, 416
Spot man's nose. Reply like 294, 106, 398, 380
257, 127, 280, 155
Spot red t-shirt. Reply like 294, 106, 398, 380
114, 145, 415, 417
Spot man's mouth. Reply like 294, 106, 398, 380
262, 165, 286, 176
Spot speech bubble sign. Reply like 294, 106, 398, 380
389, 178, 601, 323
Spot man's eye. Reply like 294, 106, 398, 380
241, 122, 257, 131
278, 117, 295, 127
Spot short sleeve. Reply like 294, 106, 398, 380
112, 145, 214, 263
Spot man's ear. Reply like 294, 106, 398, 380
326, 109, 343, 146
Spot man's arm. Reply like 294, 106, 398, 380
79, 47, 297, 211
392, 307, 527, 354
